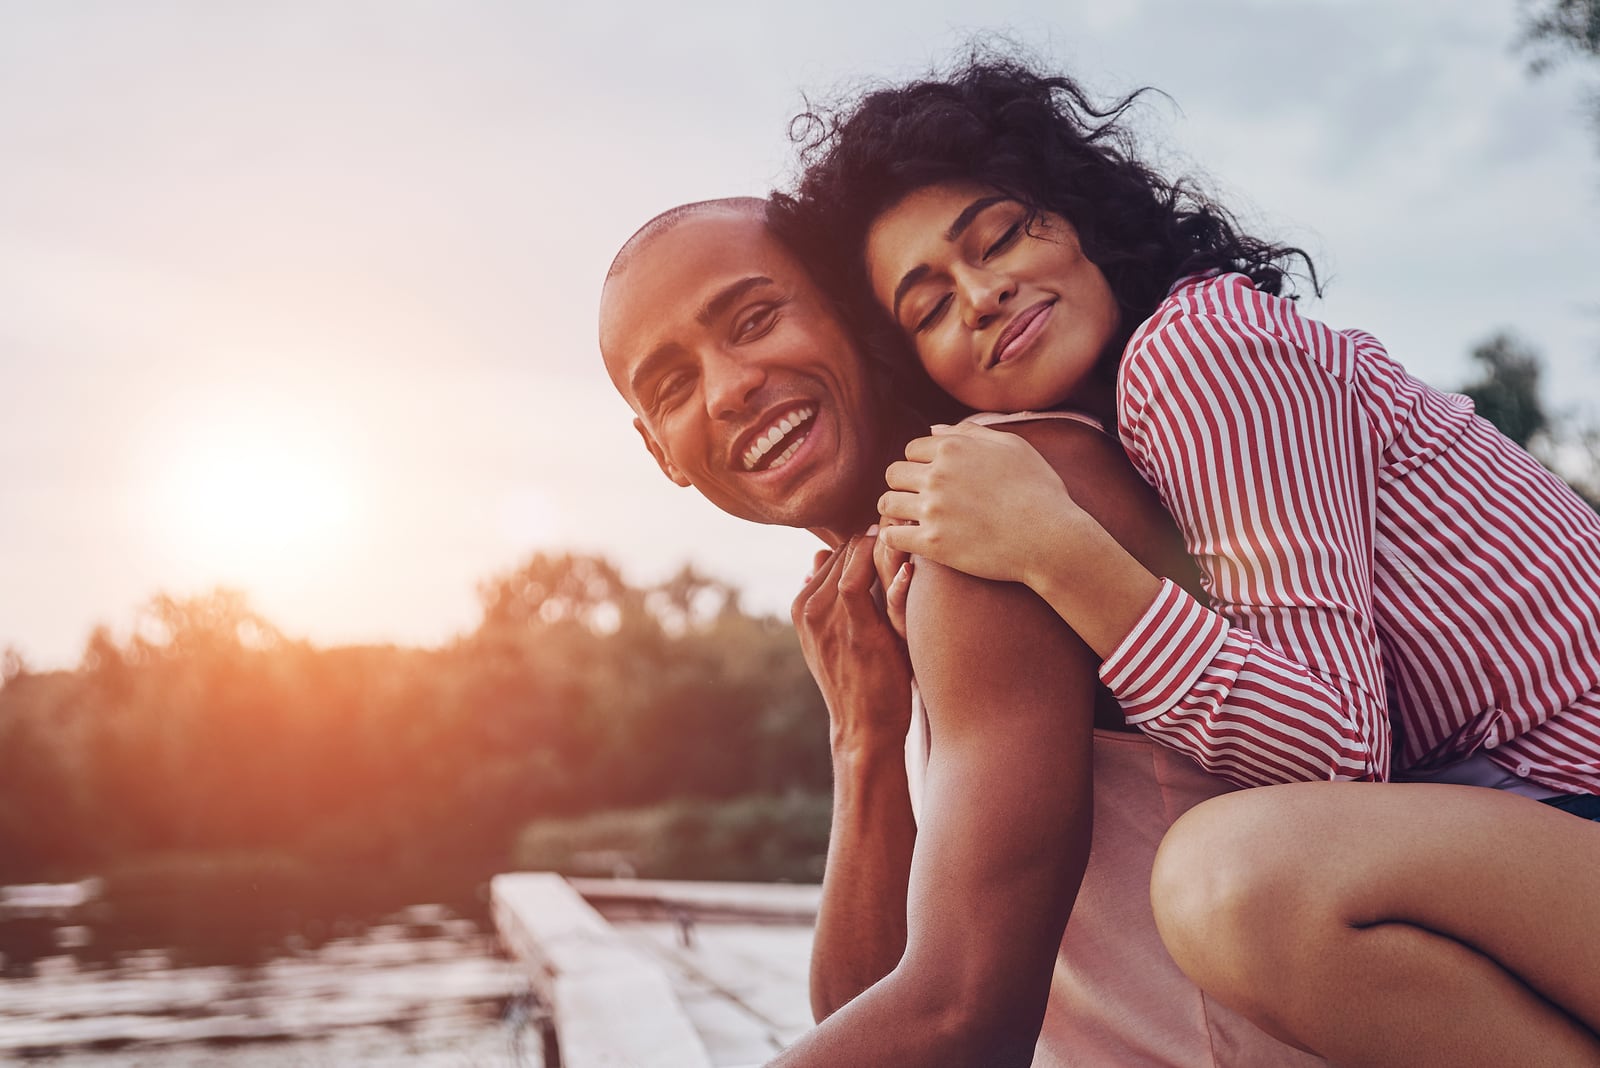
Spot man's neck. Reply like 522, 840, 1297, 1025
807, 504, 884, 551
808, 411, 926, 550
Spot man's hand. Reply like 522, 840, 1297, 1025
792, 531, 919, 1022
792, 531, 913, 749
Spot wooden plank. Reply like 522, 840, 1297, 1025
568, 878, 820, 924
491, 872, 713, 1068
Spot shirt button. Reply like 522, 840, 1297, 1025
1516, 762, 1533, 777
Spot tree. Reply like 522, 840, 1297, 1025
1520, 0, 1600, 137
1522, 0, 1600, 67
1461, 331, 1600, 510
1461, 332, 1549, 447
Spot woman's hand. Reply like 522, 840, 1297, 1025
878, 423, 1084, 589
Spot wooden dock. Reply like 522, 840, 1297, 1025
490, 874, 819, 1068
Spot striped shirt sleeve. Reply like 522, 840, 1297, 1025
1103, 299, 1391, 786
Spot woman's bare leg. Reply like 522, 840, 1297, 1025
1150, 782, 1600, 1067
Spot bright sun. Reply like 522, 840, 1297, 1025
150, 418, 356, 578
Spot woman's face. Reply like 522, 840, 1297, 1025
865, 181, 1121, 415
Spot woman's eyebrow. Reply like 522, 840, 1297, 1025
891, 195, 1013, 319
945, 195, 1011, 242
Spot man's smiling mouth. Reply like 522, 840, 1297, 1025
742, 405, 817, 471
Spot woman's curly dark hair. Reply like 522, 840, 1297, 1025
769, 50, 1319, 421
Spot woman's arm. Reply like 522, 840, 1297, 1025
880, 356, 1391, 787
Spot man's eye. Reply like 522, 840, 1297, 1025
734, 304, 779, 341
983, 222, 1023, 260
913, 294, 951, 334
654, 371, 692, 409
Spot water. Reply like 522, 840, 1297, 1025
0, 909, 542, 1066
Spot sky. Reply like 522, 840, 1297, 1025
2, 0, 1597, 668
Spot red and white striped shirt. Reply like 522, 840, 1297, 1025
1098, 273, 1600, 793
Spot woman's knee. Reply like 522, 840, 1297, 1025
1151, 787, 1319, 990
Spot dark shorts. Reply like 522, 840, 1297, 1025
1539, 792, 1600, 822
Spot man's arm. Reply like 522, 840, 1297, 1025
792, 535, 917, 1021
773, 421, 1202, 1065
773, 557, 1099, 1066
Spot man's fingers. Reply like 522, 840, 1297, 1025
792, 545, 842, 623
836, 533, 878, 597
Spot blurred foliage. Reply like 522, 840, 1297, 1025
514, 793, 832, 884
1522, 0, 1600, 69
0, 554, 832, 960
1462, 333, 1548, 448
1461, 332, 1600, 511
1520, 0, 1600, 141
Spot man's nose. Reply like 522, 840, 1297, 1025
703, 348, 768, 419
955, 265, 1015, 330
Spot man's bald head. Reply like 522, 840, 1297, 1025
604, 196, 768, 285
597, 195, 905, 541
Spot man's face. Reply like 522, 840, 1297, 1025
600, 210, 882, 537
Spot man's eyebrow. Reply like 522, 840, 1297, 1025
696, 275, 774, 327
891, 195, 1012, 320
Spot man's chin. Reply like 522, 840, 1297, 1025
700, 472, 844, 533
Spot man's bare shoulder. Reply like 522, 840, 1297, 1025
986, 416, 1128, 478
903, 557, 1097, 734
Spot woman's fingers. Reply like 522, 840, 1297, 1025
884, 459, 931, 492
878, 489, 924, 523
903, 434, 941, 463
878, 521, 928, 558
873, 520, 909, 591
884, 558, 913, 640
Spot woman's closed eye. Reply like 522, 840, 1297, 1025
982, 221, 1023, 260
913, 293, 951, 334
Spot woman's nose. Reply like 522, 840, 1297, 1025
955, 266, 1015, 330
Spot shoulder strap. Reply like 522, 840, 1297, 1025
963, 410, 1108, 433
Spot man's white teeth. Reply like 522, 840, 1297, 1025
743, 407, 816, 470
769, 437, 803, 468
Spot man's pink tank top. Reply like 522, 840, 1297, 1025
905, 410, 1326, 1066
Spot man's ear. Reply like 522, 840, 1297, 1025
634, 418, 691, 487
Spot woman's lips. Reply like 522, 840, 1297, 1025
990, 301, 1055, 366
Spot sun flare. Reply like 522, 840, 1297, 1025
150, 418, 357, 578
